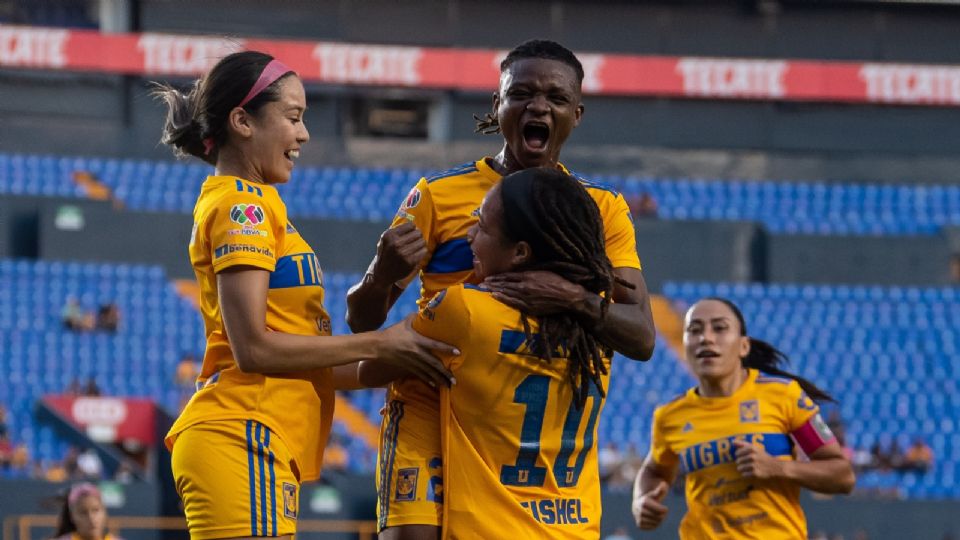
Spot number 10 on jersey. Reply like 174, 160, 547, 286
500, 374, 603, 488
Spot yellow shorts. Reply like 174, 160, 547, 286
171, 420, 300, 539
376, 399, 443, 531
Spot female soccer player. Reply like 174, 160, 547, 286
346, 39, 655, 540
153, 50, 454, 539
53, 483, 123, 540
365, 167, 619, 538
632, 298, 855, 539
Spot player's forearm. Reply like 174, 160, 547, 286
634, 462, 673, 500
779, 458, 856, 494
345, 272, 397, 332
234, 331, 382, 374
578, 294, 656, 360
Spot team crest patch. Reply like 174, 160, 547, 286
403, 187, 422, 209
283, 482, 298, 519
230, 203, 265, 226
739, 400, 760, 423
395, 468, 419, 502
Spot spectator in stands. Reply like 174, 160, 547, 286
63, 447, 80, 479
599, 442, 624, 483
53, 482, 124, 540
83, 377, 101, 397
95, 302, 120, 332
45, 459, 69, 483
152, 49, 454, 539
174, 352, 200, 389
323, 432, 348, 472
950, 254, 960, 284
627, 192, 659, 219
62, 296, 94, 331
902, 437, 934, 474
113, 462, 134, 484
0, 404, 8, 438
0, 433, 13, 470
632, 298, 854, 537
604, 527, 634, 540
66, 378, 82, 396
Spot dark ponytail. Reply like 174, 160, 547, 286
151, 50, 294, 165
707, 297, 835, 403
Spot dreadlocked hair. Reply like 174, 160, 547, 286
705, 297, 836, 403
498, 168, 628, 409
473, 39, 584, 135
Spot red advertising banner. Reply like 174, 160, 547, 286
2, 24, 960, 106
43, 395, 157, 445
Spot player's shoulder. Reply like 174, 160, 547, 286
564, 167, 622, 198
424, 161, 481, 186
655, 389, 693, 419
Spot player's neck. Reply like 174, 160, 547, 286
698, 367, 749, 398
489, 146, 560, 177
215, 147, 266, 184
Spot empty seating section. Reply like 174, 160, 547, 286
4, 153, 960, 234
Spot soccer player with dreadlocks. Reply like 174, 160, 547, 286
367, 168, 622, 538
347, 39, 656, 540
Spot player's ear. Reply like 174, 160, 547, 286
227, 106, 254, 140
491, 91, 500, 114
512, 241, 533, 268
574, 102, 584, 127
739, 336, 751, 359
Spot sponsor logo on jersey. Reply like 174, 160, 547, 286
283, 482, 298, 519
286, 222, 297, 234
213, 243, 273, 259
395, 468, 418, 502
682, 422, 694, 432
227, 228, 268, 237
230, 203, 265, 226
739, 400, 759, 423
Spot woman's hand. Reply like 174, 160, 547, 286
734, 439, 785, 480
375, 315, 457, 388
632, 480, 669, 530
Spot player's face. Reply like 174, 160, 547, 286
683, 300, 750, 383
495, 58, 583, 170
70, 494, 107, 539
247, 76, 310, 184
467, 184, 521, 280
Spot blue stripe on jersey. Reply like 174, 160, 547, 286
235, 179, 263, 197
568, 170, 621, 197
679, 433, 792, 474
499, 330, 529, 355
246, 421, 257, 535
424, 238, 473, 274
426, 162, 477, 184
266, 428, 277, 536
463, 283, 491, 292
269, 253, 322, 289
256, 423, 267, 535
756, 375, 792, 385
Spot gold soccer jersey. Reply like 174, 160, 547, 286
375, 158, 642, 529
167, 175, 334, 482
651, 369, 823, 539
414, 284, 610, 539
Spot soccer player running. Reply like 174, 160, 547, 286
153, 51, 453, 539
632, 298, 855, 539
346, 40, 656, 540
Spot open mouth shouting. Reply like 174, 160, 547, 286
521, 121, 550, 155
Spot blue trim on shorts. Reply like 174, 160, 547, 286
378, 400, 405, 531
266, 427, 277, 536
256, 422, 267, 535
246, 420, 257, 536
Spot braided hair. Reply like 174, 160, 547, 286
705, 297, 835, 403
474, 39, 584, 135
497, 168, 628, 408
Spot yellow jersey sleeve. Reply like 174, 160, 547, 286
650, 405, 679, 469
388, 177, 437, 289
597, 192, 642, 270
412, 285, 471, 366
786, 380, 820, 432
207, 190, 281, 273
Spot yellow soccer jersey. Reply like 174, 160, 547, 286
651, 369, 822, 540
166, 175, 334, 482
387, 157, 640, 408
413, 284, 611, 540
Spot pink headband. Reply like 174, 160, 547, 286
238, 58, 295, 108
68, 483, 101, 506
203, 58, 295, 156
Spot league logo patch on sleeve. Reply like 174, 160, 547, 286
811, 413, 835, 442
395, 468, 419, 502
283, 482, 298, 519
402, 187, 422, 209
230, 203, 265, 226
738, 400, 760, 423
